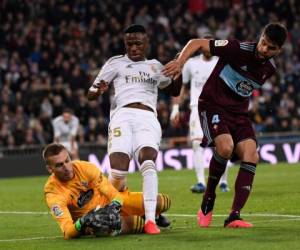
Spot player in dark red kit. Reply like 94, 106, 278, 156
163, 23, 287, 228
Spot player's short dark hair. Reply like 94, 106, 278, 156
263, 23, 287, 47
124, 24, 146, 34
43, 143, 67, 164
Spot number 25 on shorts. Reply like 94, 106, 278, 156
108, 127, 122, 150
113, 127, 121, 137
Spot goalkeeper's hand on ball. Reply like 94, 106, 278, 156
75, 200, 122, 236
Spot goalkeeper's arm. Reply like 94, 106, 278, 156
53, 207, 99, 240
46, 196, 81, 240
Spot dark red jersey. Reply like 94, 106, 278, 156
199, 39, 276, 114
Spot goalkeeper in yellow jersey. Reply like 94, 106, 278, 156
43, 143, 171, 239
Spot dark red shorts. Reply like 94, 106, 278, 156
198, 104, 256, 148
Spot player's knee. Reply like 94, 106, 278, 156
216, 143, 234, 159
138, 147, 158, 164
157, 194, 171, 213
251, 151, 259, 163
109, 152, 130, 171
240, 149, 259, 163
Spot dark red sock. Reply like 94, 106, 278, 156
231, 162, 256, 213
204, 151, 228, 200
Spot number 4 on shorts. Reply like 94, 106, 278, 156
212, 114, 220, 124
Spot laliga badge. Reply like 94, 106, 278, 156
51, 204, 64, 217
215, 40, 228, 47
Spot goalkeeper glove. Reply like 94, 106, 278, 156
75, 208, 98, 232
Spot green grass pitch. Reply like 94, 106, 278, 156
0, 163, 299, 250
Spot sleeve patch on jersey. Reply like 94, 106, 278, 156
214, 40, 228, 47
51, 204, 64, 217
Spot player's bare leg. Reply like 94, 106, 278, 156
224, 139, 258, 228
198, 134, 233, 227
138, 147, 160, 234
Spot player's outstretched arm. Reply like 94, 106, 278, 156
87, 80, 109, 101
162, 39, 210, 79
170, 84, 187, 126
160, 74, 182, 97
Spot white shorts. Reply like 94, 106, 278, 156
108, 108, 162, 159
189, 106, 203, 141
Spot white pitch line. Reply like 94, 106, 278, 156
1, 211, 300, 218
0, 215, 300, 243
0, 211, 48, 215
166, 213, 300, 218
252, 217, 300, 224
0, 236, 61, 242
171, 217, 300, 229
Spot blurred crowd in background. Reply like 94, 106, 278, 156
1, 0, 300, 148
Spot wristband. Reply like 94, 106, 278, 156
112, 198, 122, 206
75, 219, 82, 232
172, 104, 179, 113
89, 86, 99, 93
170, 104, 179, 120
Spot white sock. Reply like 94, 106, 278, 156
140, 160, 157, 223
109, 169, 128, 191
192, 140, 205, 185
219, 165, 229, 185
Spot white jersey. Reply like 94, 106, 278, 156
182, 54, 219, 107
90, 54, 171, 117
52, 115, 79, 143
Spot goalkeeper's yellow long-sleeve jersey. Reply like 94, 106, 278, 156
44, 160, 123, 239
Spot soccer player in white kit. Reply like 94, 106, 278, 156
52, 108, 80, 159
87, 24, 182, 234
170, 34, 229, 193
